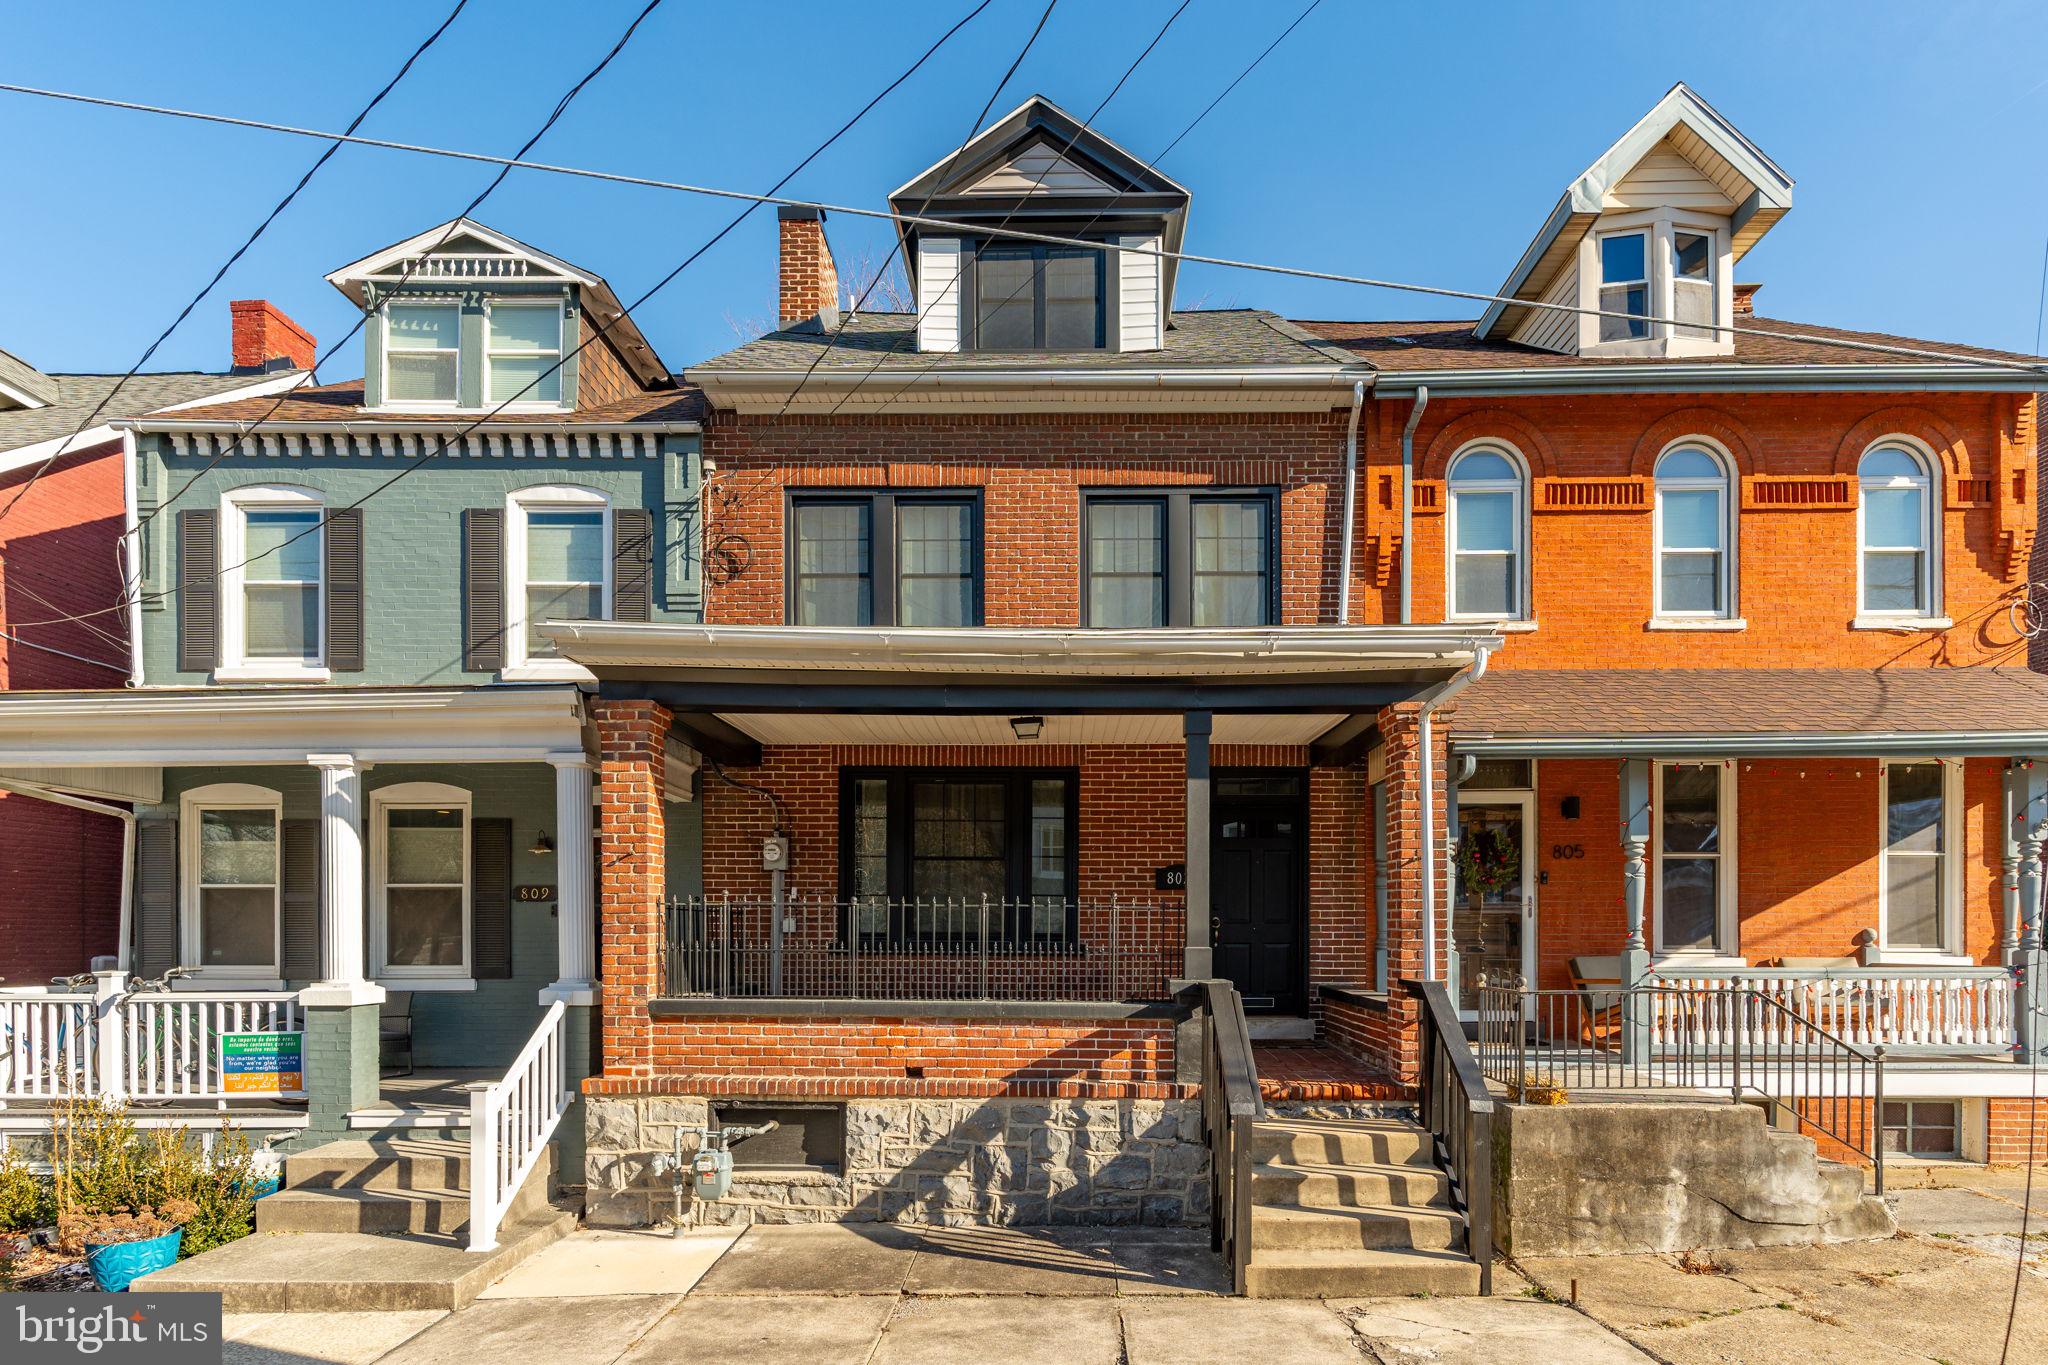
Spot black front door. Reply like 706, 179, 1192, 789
1210, 770, 1307, 1014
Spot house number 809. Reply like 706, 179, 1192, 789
1549, 844, 1584, 860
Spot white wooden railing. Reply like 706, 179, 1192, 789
0, 975, 300, 1107
1649, 967, 2016, 1051
468, 1000, 571, 1253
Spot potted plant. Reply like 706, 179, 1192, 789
60, 1201, 196, 1292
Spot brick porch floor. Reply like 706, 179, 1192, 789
1251, 1044, 1407, 1103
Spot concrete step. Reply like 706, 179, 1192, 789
284, 1137, 476, 1192
1249, 1200, 1466, 1252
1250, 1117, 1432, 1168
1245, 1246, 1484, 1299
133, 1205, 578, 1312
1250, 1159, 1453, 1209
258, 1184, 471, 1236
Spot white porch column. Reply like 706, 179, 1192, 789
545, 751, 597, 1002
302, 754, 381, 1006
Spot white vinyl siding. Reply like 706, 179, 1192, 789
962, 140, 1116, 196
1118, 234, 1162, 352
917, 237, 964, 354
1511, 258, 1579, 354
1604, 139, 1739, 212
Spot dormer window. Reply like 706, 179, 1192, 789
384, 303, 460, 404
1598, 233, 1649, 341
486, 300, 564, 404
1672, 231, 1714, 339
972, 244, 1104, 351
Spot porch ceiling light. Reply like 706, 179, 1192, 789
1009, 715, 1045, 741
530, 832, 555, 857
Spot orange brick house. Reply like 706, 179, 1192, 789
560, 86, 2047, 1247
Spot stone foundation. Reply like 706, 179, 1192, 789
583, 1094, 1209, 1229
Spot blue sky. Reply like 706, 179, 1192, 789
5, 0, 2046, 379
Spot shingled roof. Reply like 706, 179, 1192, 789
132, 379, 708, 427
0, 368, 306, 466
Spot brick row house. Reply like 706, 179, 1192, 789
561, 86, 2048, 1271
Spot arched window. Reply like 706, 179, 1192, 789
1446, 446, 1526, 620
1858, 445, 1934, 616
1654, 445, 1732, 617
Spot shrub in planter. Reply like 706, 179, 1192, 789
60, 1202, 196, 1292
50, 1098, 262, 1261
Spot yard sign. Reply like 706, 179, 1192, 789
220, 1031, 306, 1098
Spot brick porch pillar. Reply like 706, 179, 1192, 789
1372, 700, 1451, 1084
595, 700, 672, 1079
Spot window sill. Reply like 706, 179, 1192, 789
1448, 618, 1538, 633
212, 664, 332, 685
1857, 948, 1975, 968
1851, 616, 1951, 632
171, 974, 287, 992
1646, 617, 1747, 632
501, 660, 595, 684
373, 976, 477, 992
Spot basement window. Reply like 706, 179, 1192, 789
1882, 1100, 1959, 1159
712, 1103, 845, 1172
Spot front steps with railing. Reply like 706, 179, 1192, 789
1243, 1115, 1484, 1298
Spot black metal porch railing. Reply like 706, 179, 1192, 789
1190, 979, 1262, 1297
1412, 979, 1494, 1295
1476, 981, 1887, 1193
660, 894, 1181, 1003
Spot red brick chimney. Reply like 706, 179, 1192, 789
1732, 282, 1762, 318
230, 299, 317, 373
777, 206, 840, 333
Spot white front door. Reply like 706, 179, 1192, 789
1453, 791, 1537, 1015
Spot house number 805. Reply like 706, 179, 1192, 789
1549, 844, 1584, 860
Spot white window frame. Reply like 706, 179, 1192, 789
379, 299, 463, 410
1578, 210, 1734, 359
178, 782, 285, 987
1595, 228, 1651, 343
1670, 228, 1715, 341
369, 781, 475, 985
1871, 758, 1967, 964
503, 484, 610, 682
1444, 442, 1530, 623
1651, 759, 1741, 962
481, 297, 568, 412
215, 484, 329, 684
1652, 440, 1737, 622
1855, 439, 1944, 627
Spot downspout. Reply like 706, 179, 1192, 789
1336, 378, 1372, 624
0, 779, 136, 972
1399, 386, 1429, 625
1417, 643, 1489, 983
120, 431, 144, 687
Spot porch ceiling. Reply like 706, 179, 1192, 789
721, 711, 1348, 747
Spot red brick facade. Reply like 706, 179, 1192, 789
595, 700, 671, 1078
646, 1014, 1173, 1085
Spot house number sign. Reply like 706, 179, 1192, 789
1155, 864, 1187, 890
1549, 844, 1585, 860
514, 884, 557, 903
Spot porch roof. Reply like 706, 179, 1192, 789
1451, 667, 2048, 757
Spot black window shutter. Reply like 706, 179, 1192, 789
279, 818, 321, 981
177, 510, 219, 672
324, 507, 365, 672
612, 507, 653, 621
463, 509, 506, 672
471, 816, 513, 979
135, 818, 178, 979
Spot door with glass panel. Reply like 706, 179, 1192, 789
1455, 784, 1536, 1014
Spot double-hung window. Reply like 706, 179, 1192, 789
1671, 231, 1714, 340
383, 302, 460, 405
1598, 232, 1650, 341
182, 786, 282, 978
1654, 761, 1734, 956
842, 768, 1076, 943
972, 243, 1104, 350
486, 301, 564, 405
788, 493, 980, 627
1654, 446, 1732, 617
242, 507, 322, 662
504, 486, 611, 674
1446, 449, 1526, 620
1082, 490, 1276, 628
372, 784, 471, 978
1880, 761, 1955, 955
1859, 446, 1936, 617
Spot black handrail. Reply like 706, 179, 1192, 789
1410, 978, 1494, 1295
1187, 979, 1262, 1295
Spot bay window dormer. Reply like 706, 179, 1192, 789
1576, 208, 1734, 358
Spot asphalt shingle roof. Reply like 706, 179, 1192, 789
0, 370, 304, 455
693, 309, 1358, 373
1455, 668, 2048, 739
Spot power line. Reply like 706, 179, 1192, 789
6, 81, 2046, 376
0, 0, 996, 636
0, 0, 474, 531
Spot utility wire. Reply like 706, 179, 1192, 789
0, 0, 997, 635
125, 0, 667, 550
5, 80, 2046, 376
0, 0, 474, 530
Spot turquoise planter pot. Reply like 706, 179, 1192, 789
85, 1228, 183, 1292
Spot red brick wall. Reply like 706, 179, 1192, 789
1987, 1098, 2048, 1163
777, 214, 838, 327
0, 443, 129, 980
596, 701, 671, 1077
647, 1014, 1173, 1084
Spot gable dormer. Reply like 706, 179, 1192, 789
1477, 84, 1793, 360
886, 96, 1190, 355
325, 219, 669, 412
0, 348, 58, 412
